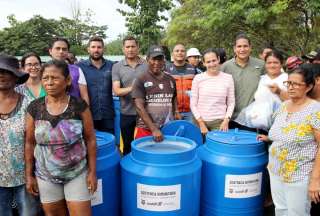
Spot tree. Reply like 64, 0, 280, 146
106, 36, 124, 55
165, 0, 320, 56
118, 0, 173, 53
0, 15, 60, 55
0, 13, 108, 56
60, 1, 107, 47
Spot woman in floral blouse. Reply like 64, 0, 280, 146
258, 64, 320, 216
0, 54, 40, 215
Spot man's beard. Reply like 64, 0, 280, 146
90, 53, 103, 61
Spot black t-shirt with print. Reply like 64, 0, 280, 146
27, 96, 88, 128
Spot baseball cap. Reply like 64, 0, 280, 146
187, 48, 201, 57
302, 50, 318, 60
0, 54, 29, 84
147, 45, 165, 58
286, 56, 303, 70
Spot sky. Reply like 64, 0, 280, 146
0, 0, 129, 41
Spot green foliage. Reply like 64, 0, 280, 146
0, 15, 59, 55
0, 11, 107, 56
165, 0, 320, 56
59, 8, 107, 47
118, 0, 173, 53
106, 36, 123, 55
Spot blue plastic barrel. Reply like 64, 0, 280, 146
113, 96, 121, 146
197, 129, 268, 216
161, 120, 203, 146
121, 136, 202, 216
92, 131, 121, 216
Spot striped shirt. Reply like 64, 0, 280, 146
190, 72, 235, 121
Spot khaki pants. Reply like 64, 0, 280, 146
193, 118, 223, 131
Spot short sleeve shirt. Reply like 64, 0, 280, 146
268, 101, 320, 183
221, 57, 264, 118
112, 58, 148, 115
132, 71, 177, 129
15, 84, 46, 101
78, 67, 87, 85
0, 95, 29, 187
27, 96, 88, 183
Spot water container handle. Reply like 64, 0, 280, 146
231, 136, 239, 142
174, 125, 185, 137
230, 128, 239, 142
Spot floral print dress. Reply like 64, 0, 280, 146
268, 100, 320, 183
0, 95, 29, 187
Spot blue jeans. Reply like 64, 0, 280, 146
0, 184, 40, 216
269, 172, 311, 216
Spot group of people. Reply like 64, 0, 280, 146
1, 32, 320, 216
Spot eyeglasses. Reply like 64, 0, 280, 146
25, 63, 40, 68
283, 81, 306, 88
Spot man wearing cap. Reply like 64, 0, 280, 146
132, 45, 181, 142
310, 49, 320, 64
166, 44, 197, 122
187, 47, 204, 73
0, 54, 40, 215
112, 36, 148, 155
302, 50, 318, 63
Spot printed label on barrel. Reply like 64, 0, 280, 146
224, 172, 262, 198
137, 183, 181, 211
91, 179, 103, 206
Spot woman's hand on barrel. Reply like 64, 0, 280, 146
87, 170, 98, 194
152, 128, 164, 142
199, 121, 209, 135
257, 134, 270, 142
26, 176, 39, 196
219, 119, 229, 132
309, 177, 320, 203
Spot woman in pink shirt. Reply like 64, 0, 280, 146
191, 48, 235, 134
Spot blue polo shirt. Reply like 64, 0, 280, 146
77, 58, 114, 120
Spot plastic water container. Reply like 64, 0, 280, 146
161, 120, 203, 146
121, 136, 202, 216
197, 129, 268, 216
113, 96, 121, 145
92, 131, 121, 216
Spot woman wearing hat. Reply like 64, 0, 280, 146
0, 54, 39, 215
186, 47, 205, 73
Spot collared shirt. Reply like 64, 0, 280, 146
112, 58, 148, 115
77, 58, 114, 120
221, 57, 264, 119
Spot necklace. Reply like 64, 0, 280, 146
45, 95, 70, 116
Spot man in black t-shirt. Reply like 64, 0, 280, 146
132, 45, 181, 142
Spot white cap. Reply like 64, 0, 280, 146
187, 48, 201, 57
